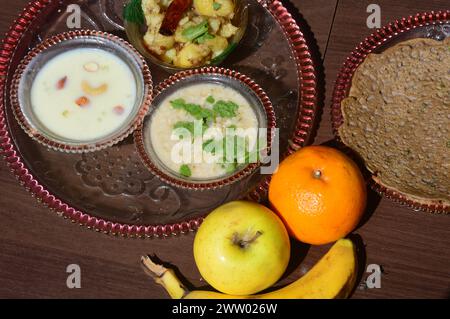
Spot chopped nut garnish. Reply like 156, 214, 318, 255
83, 62, 99, 72
81, 80, 108, 96
56, 76, 67, 90
75, 96, 90, 107
113, 105, 125, 115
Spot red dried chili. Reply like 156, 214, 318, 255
159, 0, 193, 36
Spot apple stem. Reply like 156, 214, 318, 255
233, 230, 263, 249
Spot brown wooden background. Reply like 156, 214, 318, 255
0, 0, 449, 299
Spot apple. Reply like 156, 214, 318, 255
193, 200, 291, 295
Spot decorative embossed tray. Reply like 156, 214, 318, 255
331, 11, 449, 214
0, 0, 318, 237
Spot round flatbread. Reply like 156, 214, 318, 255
339, 37, 450, 208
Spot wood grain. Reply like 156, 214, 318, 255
0, 0, 449, 299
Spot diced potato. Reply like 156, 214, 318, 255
163, 48, 177, 63
160, 0, 173, 8
208, 18, 221, 34
179, 16, 190, 26
174, 43, 211, 68
144, 31, 175, 55
145, 12, 164, 30
216, 0, 235, 18
141, 0, 236, 67
192, 15, 204, 24
219, 22, 238, 38
142, 0, 161, 16
194, 0, 235, 18
205, 36, 228, 57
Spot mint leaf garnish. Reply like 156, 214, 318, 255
206, 96, 215, 104
213, 100, 239, 118
170, 98, 187, 109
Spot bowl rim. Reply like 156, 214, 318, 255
330, 10, 450, 214
134, 66, 277, 190
10, 29, 153, 153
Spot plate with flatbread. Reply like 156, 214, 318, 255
331, 11, 450, 214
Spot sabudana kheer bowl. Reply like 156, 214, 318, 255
134, 67, 276, 190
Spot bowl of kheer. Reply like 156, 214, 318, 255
11, 30, 153, 153
134, 67, 276, 190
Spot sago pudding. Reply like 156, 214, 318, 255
149, 83, 260, 180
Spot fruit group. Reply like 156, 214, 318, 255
193, 201, 290, 295
269, 146, 367, 245
142, 239, 358, 299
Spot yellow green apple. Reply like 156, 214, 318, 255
193, 200, 291, 295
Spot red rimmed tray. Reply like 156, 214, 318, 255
0, 0, 319, 237
331, 10, 450, 214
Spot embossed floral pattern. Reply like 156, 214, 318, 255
76, 145, 154, 196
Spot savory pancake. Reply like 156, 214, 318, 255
339, 37, 450, 208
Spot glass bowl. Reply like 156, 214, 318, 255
134, 67, 276, 190
124, 0, 249, 73
10, 30, 153, 153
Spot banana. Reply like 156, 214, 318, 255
141, 239, 358, 299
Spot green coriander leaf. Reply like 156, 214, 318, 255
123, 0, 145, 25
171, 99, 213, 122
213, 2, 222, 10
173, 121, 206, 138
196, 33, 215, 44
179, 164, 192, 177
206, 96, 215, 104
213, 100, 239, 118
202, 139, 217, 155
173, 121, 195, 138
182, 21, 209, 41
201, 108, 214, 125
170, 98, 187, 109
184, 103, 204, 119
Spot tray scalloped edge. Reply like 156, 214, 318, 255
0, 0, 319, 237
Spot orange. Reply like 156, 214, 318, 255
268, 146, 367, 245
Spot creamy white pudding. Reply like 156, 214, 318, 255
150, 83, 260, 179
30, 48, 137, 141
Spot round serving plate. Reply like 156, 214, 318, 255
0, 0, 318, 237
331, 10, 450, 214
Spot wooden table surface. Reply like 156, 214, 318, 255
0, 0, 449, 299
